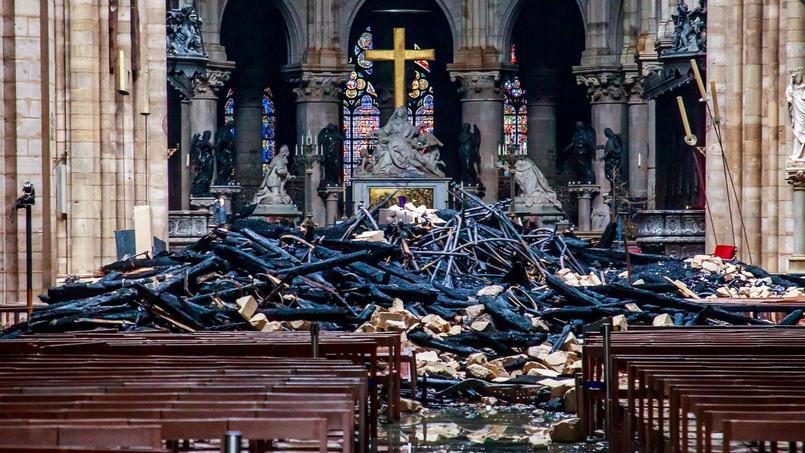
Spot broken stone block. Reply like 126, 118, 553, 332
464, 304, 485, 320
477, 285, 505, 297
236, 295, 258, 320
353, 230, 386, 242
422, 314, 451, 334
399, 398, 422, 413
537, 377, 575, 399
542, 350, 576, 374
527, 344, 553, 360
652, 313, 674, 326
527, 367, 560, 378
466, 363, 495, 380
249, 313, 268, 330
550, 417, 583, 443
612, 314, 628, 331
467, 352, 488, 366
261, 321, 282, 332
564, 387, 577, 413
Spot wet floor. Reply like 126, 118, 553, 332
379, 404, 608, 452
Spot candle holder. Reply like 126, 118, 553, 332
294, 137, 324, 219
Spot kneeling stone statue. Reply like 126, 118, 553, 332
498, 156, 562, 211
252, 145, 293, 206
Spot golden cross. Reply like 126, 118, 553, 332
364, 27, 435, 108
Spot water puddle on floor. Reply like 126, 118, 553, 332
379, 404, 608, 452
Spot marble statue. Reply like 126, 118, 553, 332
498, 156, 562, 210
190, 130, 214, 196
458, 123, 481, 186
367, 106, 446, 178
601, 128, 624, 185
252, 145, 293, 205
564, 122, 597, 184
212, 125, 236, 186
166, 6, 205, 57
787, 67, 805, 163
318, 123, 344, 186
663, 0, 706, 55
355, 147, 374, 176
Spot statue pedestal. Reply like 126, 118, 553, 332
351, 177, 451, 211
190, 196, 215, 210
209, 185, 242, 214
318, 185, 344, 226
251, 204, 303, 224
568, 183, 600, 232
513, 201, 564, 229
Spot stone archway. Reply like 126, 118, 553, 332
497, 0, 588, 63
218, 0, 305, 64
339, 0, 461, 59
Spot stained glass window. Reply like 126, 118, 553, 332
224, 88, 235, 127
408, 69, 434, 134
503, 45, 528, 150
342, 27, 435, 182
343, 27, 380, 184
222, 87, 276, 162
261, 87, 276, 161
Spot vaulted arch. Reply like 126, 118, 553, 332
340, 0, 461, 58
219, 0, 305, 63
497, 0, 588, 64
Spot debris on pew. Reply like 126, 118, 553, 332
3, 183, 804, 420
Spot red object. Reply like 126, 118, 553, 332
714, 245, 738, 260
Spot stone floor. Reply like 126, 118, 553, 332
378, 404, 608, 452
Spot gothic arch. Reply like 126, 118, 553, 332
497, 0, 588, 63
219, 0, 305, 63
339, 0, 461, 57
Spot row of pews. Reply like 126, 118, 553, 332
581, 326, 805, 452
0, 330, 402, 453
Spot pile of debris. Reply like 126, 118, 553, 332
4, 185, 803, 417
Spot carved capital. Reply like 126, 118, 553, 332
450, 71, 502, 101
624, 73, 646, 103
191, 69, 231, 98
287, 72, 348, 103
574, 69, 628, 104
787, 166, 805, 188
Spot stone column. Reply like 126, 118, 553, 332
787, 170, 805, 272
189, 69, 230, 187
285, 70, 349, 225
180, 99, 192, 209
234, 66, 265, 189
524, 69, 559, 176
575, 68, 629, 230
451, 71, 503, 202
626, 75, 649, 200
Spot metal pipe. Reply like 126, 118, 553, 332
310, 321, 320, 358
223, 431, 242, 453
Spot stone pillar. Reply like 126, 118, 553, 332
575, 68, 629, 230
234, 66, 265, 189
189, 70, 230, 190
787, 171, 805, 272
180, 99, 192, 209
285, 70, 349, 225
524, 69, 558, 175
451, 71, 503, 202
626, 75, 649, 200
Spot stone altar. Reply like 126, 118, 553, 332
352, 105, 450, 210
